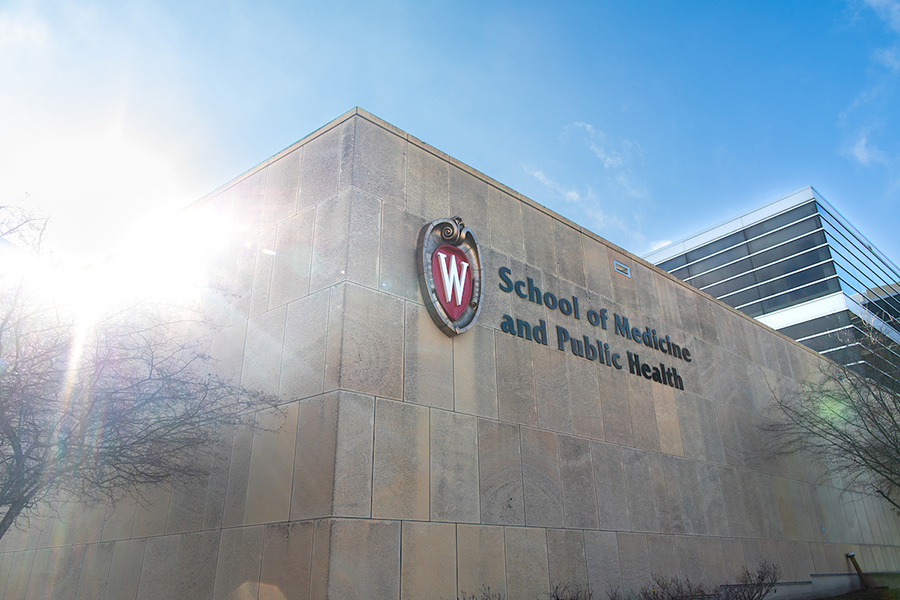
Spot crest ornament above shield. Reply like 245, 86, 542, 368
416, 217, 483, 336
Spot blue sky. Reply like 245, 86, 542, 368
2, 0, 900, 268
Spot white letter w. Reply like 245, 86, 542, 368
436, 251, 469, 306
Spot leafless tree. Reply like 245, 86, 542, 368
0, 207, 279, 540
767, 322, 900, 512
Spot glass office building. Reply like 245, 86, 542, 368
645, 187, 900, 376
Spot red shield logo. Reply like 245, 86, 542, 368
417, 217, 483, 336
431, 244, 473, 321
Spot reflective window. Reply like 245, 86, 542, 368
658, 255, 686, 272
686, 244, 750, 278
747, 216, 821, 254
778, 311, 852, 339
689, 257, 753, 287
685, 231, 746, 264
744, 202, 818, 240
749, 231, 827, 270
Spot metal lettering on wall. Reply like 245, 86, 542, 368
498, 266, 692, 390
416, 217, 483, 336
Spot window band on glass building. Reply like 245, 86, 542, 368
645, 186, 900, 376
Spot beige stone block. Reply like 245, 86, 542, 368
137, 535, 180, 600
259, 522, 313, 600
400, 522, 456, 600
0, 550, 14, 595
478, 418, 525, 525
477, 247, 514, 328
548, 529, 588, 591
404, 302, 453, 409
592, 441, 631, 530
225, 169, 266, 245
299, 124, 341, 211
350, 116, 407, 208
660, 456, 685, 535
4, 550, 36, 600
773, 477, 802, 541
650, 454, 673, 534
457, 524, 506, 598
51, 499, 105, 547
698, 463, 728, 537
105, 539, 146, 600
653, 384, 683, 456
583, 237, 612, 297
203, 425, 234, 530
245, 402, 300, 525
213, 525, 264, 600
521, 204, 557, 275
718, 466, 749, 538
674, 458, 709, 535
240, 305, 286, 396
521, 427, 564, 527
617, 533, 651, 594
308, 519, 331, 599
449, 165, 490, 247
173, 530, 220, 600
697, 537, 728, 586
100, 498, 137, 542
261, 147, 301, 230
131, 486, 170, 538
453, 324, 499, 418
488, 187, 525, 260
332, 392, 376, 518
323, 518, 401, 600
222, 425, 253, 528
380, 204, 427, 302
534, 345, 574, 433
505, 526, 549, 600
647, 534, 678, 579
609, 252, 638, 315
208, 320, 247, 382
327, 284, 404, 399
24, 545, 83, 600
554, 220, 586, 286
372, 399, 429, 520
166, 449, 211, 534
568, 356, 604, 441
558, 435, 599, 529
675, 393, 704, 460
585, 530, 621, 596
75, 542, 115, 600
720, 538, 746, 580
292, 394, 338, 520
310, 189, 382, 292
634, 265, 662, 323
406, 143, 449, 220
495, 332, 538, 426
600, 366, 633, 446
431, 409, 480, 523
674, 535, 704, 583
623, 447, 660, 533
627, 375, 661, 452
269, 208, 315, 309
250, 226, 277, 317
280, 290, 329, 401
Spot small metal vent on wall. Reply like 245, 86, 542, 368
614, 260, 631, 278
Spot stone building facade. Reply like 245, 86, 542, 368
1, 108, 899, 599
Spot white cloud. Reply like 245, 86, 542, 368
0, 9, 47, 50
845, 131, 887, 165
525, 168, 582, 202
648, 239, 673, 252
562, 122, 643, 170
863, 0, 900, 33
873, 45, 900, 70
